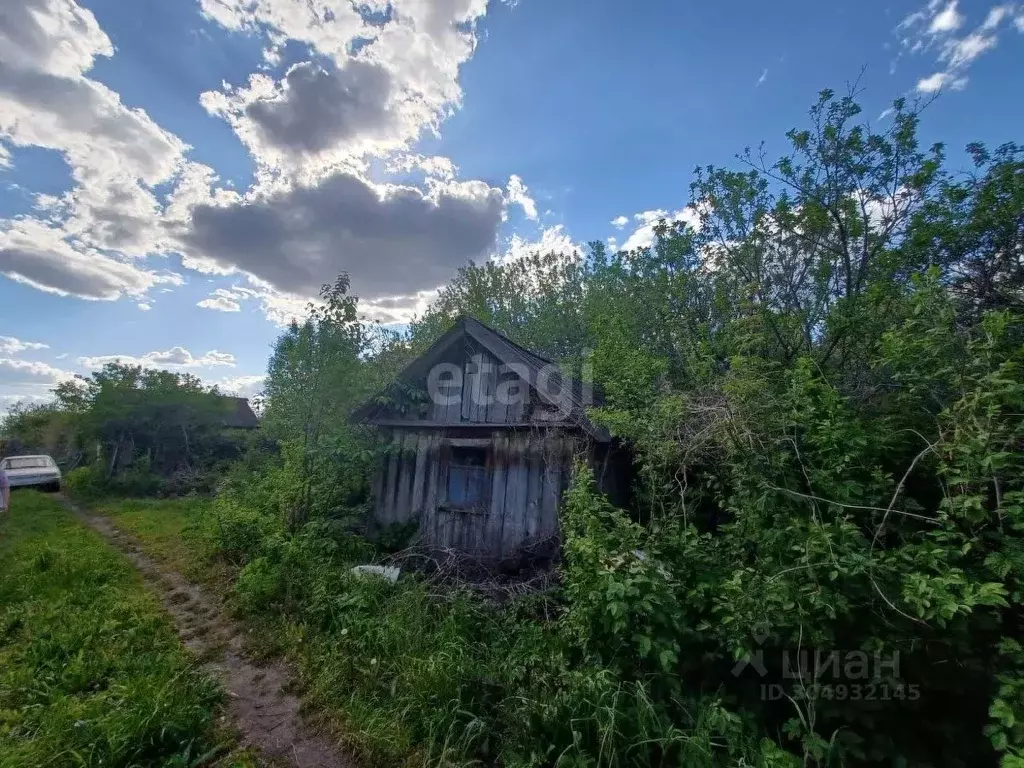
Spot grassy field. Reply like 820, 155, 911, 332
0, 492, 229, 768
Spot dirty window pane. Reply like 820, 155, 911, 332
447, 447, 487, 508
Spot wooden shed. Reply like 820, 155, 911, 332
351, 317, 625, 562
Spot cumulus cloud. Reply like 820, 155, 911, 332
79, 347, 237, 370
198, 295, 241, 312
212, 373, 265, 399
897, 0, 1019, 93
611, 215, 629, 230
1, 0, 523, 327
198, 288, 245, 313
929, 1, 964, 33
620, 207, 701, 252
506, 175, 538, 220
0, 220, 181, 300
199, 0, 496, 176
0, 0, 189, 303
0, 336, 49, 355
501, 225, 584, 264
176, 171, 504, 300
0, 357, 75, 407
201, 58, 401, 168
0, 0, 113, 78
385, 153, 458, 181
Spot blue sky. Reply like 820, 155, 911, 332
2, 0, 1023, 411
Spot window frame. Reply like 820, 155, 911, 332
442, 444, 490, 513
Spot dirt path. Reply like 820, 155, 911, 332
59, 497, 353, 768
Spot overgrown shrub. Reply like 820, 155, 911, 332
62, 465, 107, 500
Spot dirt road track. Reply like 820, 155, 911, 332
60, 496, 353, 768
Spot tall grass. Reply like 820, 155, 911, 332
0, 492, 223, 768
96, 496, 779, 767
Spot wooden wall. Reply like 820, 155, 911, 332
424, 348, 530, 424
373, 428, 579, 561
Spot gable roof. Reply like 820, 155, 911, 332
351, 316, 608, 441
217, 395, 260, 429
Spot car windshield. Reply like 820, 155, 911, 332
3, 457, 50, 470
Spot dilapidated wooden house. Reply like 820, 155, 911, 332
351, 317, 626, 562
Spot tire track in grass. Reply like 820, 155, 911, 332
58, 496, 354, 768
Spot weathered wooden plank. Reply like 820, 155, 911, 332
526, 433, 544, 540
461, 354, 478, 422
500, 433, 528, 558
472, 353, 497, 422
539, 434, 563, 540
421, 438, 442, 548
393, 432, 417, 523
382, 433, 401, 525
507, 377, 527, 422
410, 432, 429, 518
486, 433, 508, 559
371, 449, 386, 522
468, 511, 487, 555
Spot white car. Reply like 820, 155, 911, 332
0, 455, 62, 491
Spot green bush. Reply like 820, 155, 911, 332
62, 465, 107, 500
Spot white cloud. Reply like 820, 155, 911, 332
212, 373, 265, 399
0, 0, 518, 327
0, 357, 75, 405
0, 219, 183, 300
982, 4, 1014, 29
199, 0, 496, 178
137, 302, 152, 311
506, 175, 538, 220
929, 1, 964, 33
756, 68, 768, 86
0, 336, 49, 355
610, 215, 629, 230
79, 347, 237, 370
621, 207, 701, 252
917, 71, 968, 92
198, 288, 245, 313
942, 31, 999, 68
0, 0, 190, 304
385, 153, 458, 181
0, 143, 10, 169
501, 225, 583, 263
898, 0, 1018, 94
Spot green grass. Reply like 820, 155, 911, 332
90, 497, 229, 588
72, 495, 752, 768
0, 492, 226, 768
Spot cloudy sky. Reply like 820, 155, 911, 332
2, 0, 1022, 410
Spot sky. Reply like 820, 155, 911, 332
1, 0, 1023, 412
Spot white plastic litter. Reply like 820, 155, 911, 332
351, 564, 401, 582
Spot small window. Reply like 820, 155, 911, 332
445, 447, 488, 511
3, 456, 49, 470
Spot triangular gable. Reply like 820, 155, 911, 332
350, 317, 608, 441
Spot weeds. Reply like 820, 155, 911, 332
0, 492, 223, 768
